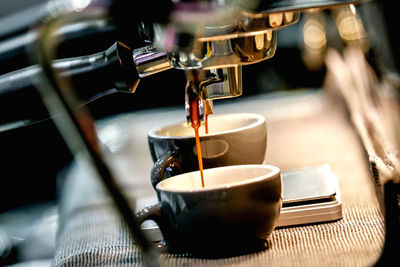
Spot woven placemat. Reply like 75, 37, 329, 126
53, 92, 384, 266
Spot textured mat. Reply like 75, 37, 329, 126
53, 91, 384, 266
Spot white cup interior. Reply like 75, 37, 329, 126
149, 113, 265, 138
157, 165, 280, 192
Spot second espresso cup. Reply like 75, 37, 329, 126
136, 164, 282, 257
148, 113, 266, 188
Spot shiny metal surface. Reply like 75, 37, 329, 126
167, 30, 277, 70
184, 66, 242, 123
200, 66, 242, 100
183, 65, 243, 123
199, 11, 300, 41
245, 0, 363, 13
133, 45, 172, 78
184, 79, 205, 124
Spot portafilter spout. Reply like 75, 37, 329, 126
184, 66, 242, 124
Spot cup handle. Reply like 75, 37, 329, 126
150, 152, 182, 189
135, 203, 172, 251
136, 202, 163, 225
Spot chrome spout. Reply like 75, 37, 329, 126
186, 66, 242, 101
185, 79, 204, 125
199, 66, 242, 100
184, 66, 242, 125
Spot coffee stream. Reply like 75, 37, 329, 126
190, 99, 206, 188
205, 114, 209, 134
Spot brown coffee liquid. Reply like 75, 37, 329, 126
190, 99, 205, 188
205, 114, 209, 134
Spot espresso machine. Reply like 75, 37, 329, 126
0, 0, 399, 265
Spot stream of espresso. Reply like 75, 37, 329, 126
205, 114, 209, 134
190, 99, 205, 188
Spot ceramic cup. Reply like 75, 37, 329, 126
136, 164, 282, 257
147, 113, 267, 188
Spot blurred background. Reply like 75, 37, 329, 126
0, 0, 399, 265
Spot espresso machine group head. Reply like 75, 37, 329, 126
115, 0, 361, 124
130, 0, 302, 124
108, 0, 300, 125
0, 0, 362, 126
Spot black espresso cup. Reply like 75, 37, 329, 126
136, 164, 282, 257
147, 113, 266, 188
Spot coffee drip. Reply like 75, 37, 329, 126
186, 80, 206, 187
186, 76, 218, 188
204, 99, 214, 134
189, 98, 206, 188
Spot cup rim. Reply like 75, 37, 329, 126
156, 164, 280, 193
147, 113, 265, 139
